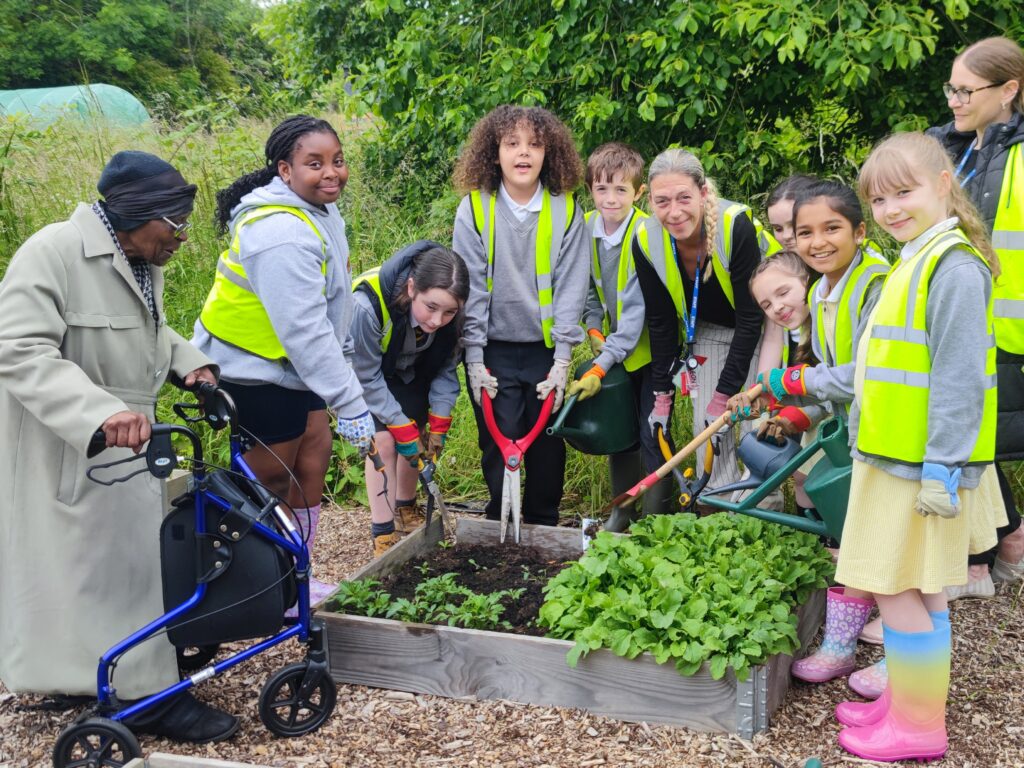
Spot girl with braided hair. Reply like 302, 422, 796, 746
633, 148, 767, 506
193, 115, 371, 604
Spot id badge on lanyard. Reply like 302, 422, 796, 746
670, 238, 706, 396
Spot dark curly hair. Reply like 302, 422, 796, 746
215, 115, 340, 233
452, 105, 583, 195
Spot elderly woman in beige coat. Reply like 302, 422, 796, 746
0, 151, 238, 744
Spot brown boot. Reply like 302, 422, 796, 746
373, 532, 400, 557
394, 504, 426, 534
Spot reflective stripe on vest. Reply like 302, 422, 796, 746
857, 228, 997, 465
199, 205, 326, 361
585, 208, 651, 371
810, 244, 891, 367
352, 266, 393, 352
634, 198, 753, 320
992, 142, 1024, 353
470, 189, 574, 348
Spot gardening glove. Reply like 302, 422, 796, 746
757, 406, 811, 445
387, 420, 424, 468
337, 410, 376, 456
426, 411, 452, 459
728, 390, 779, 422
587, 328, 606, 356
915, 462, 962, 519
757, 364, 809, 400
466, 362, 498, 405
648, 391, 673, 438
566, 364, 605, 402
705, 390, 732, 433
537, 358, 571, 411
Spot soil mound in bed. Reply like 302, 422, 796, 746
378, 543, 573, 636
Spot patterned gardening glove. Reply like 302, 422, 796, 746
915, 462, 962, 519
426, 411, 452, 460
387, 420, 424, 468
757, 406, 811, 446
705, 390, 732, 434
536, 358, 571, 411
337, 410, 375, 456
648, 391, 673, 438
587, 328, 606, 356
466, 362, 498, 405
757, 365, 810, 400
566, 364, 605, 402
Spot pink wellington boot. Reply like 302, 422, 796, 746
837, 622, 950, 762
791, 587, 874, 683
836, 685, 891, 727
848, 658, 887, 699
285, 506, 337, 617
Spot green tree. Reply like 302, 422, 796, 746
0, 0, 285, 116
261, 0, 1023, 207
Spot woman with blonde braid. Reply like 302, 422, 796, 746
634, 149, 765, 507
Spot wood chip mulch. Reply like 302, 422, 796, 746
2, 503, 1021, 768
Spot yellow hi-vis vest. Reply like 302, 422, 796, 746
810, 243, 891, 367
351, 266, 393, 351
634, 198, 763, 323
585, 207, 651, 371
992, 142, 1024, 354
199, 205, 326, 361
857, 228, 997, 465
469, 189, 574, 348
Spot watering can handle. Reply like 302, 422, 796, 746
546, 392, 579, 436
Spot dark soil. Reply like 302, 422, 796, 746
378, 543, 573, 636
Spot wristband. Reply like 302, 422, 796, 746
427, 411, 452, 435
587, 328, 606, 342
776, 405, 811, 432
581, 363, 606, 380
387, 420, 420, 453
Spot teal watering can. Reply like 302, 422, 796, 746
697, 413, 852, 542
546, 361, 639, 455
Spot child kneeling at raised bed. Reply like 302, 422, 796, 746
350, 242, 469, 555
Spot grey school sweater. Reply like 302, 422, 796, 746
580, 210, 648, 372
192, 176, 367, 419
453, 187, 589, 363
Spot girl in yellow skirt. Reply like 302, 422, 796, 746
758, 132, 1006, 762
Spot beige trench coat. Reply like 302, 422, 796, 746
0, 204, 214, 697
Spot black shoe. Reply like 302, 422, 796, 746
123, 692, 239, 744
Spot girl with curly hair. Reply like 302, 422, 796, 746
452, 105, 588, 527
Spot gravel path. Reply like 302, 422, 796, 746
3, 503, 1021, 767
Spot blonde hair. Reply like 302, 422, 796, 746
956, 36, 1024, 114
648, 148, 719, 284
749, 251, 816, 364
857, 132, 1000, 278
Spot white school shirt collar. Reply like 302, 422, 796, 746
592, 212, 631, 248
499, 182, 545, 222
899, 217, 959, 262
814, 248, 862, 304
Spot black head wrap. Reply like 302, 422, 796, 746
97, 150, 197, 231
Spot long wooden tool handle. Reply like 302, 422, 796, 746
618, 382, 765, 508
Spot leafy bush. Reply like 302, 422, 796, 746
331, 574, 525, 631
539, 513, 834, 681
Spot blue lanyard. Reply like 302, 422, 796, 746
955, 142, 977, 187
670, 237, 702, 348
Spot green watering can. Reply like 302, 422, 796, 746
546, 361, 640, 455
698, 412, 852, 543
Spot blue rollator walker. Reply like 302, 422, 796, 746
52, 383, 337, 768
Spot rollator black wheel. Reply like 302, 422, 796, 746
258, 661, 336, 737
177, 643, 220, 672
52, 717, 141, 768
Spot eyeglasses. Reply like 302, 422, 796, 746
942, 81, 1006, 105
162, 217, 192, 241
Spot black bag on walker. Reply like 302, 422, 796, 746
160, 470, 297, 647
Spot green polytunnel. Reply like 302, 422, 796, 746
0, 84, 150, 127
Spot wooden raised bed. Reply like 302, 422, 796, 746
320, 516, 825, 738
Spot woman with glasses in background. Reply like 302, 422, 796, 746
928, 36, 1024, 596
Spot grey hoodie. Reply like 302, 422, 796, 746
192, 176, 367, 419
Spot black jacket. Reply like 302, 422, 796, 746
928, 112, 1024, 459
